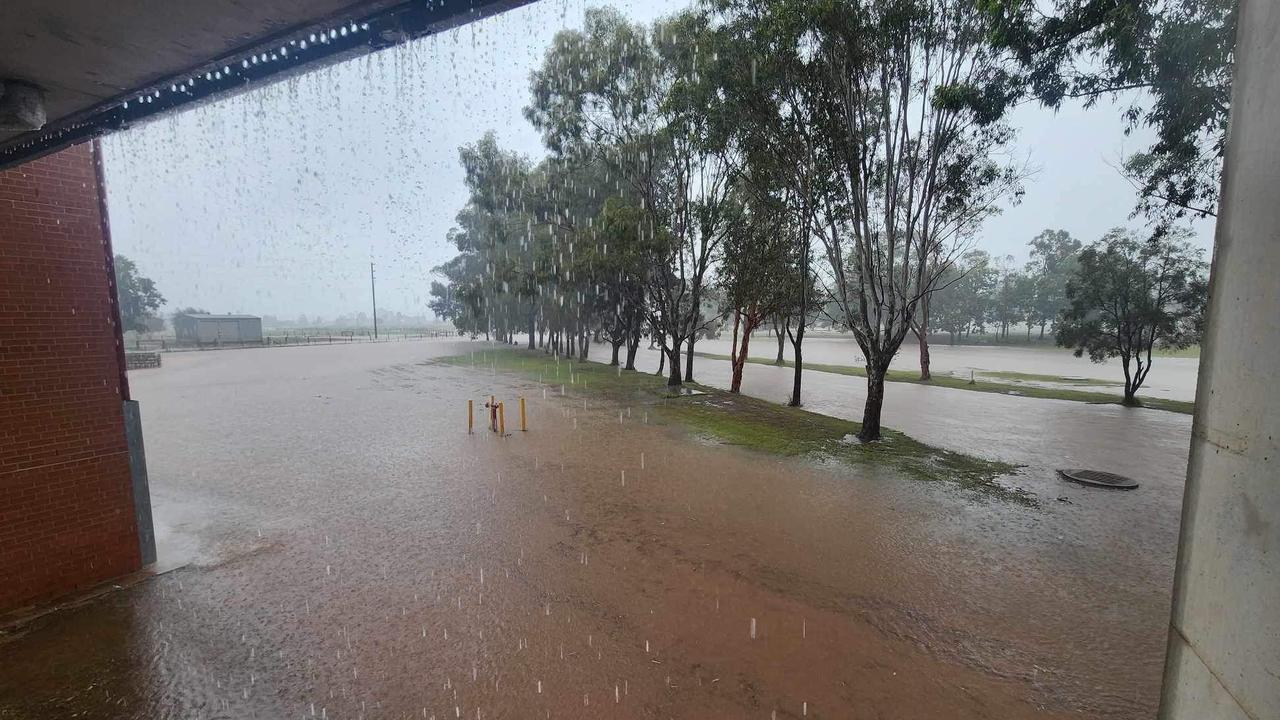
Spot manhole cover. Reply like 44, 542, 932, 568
1058, 468, 1139, 490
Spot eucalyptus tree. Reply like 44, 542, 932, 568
709, 0, 1023, 425
983, 0, 1236, 232
1057, 227, 1207, 403
990, 257, 1025, 340
811, 0, 1023, 440
923, 259, 968, 345
653, 10, 737, 383
430, 132, 617, 352
525, 153, 620, 358
452, 133, 539, 346
526, 7, 733, 386
1024, 228, 1081, 339
596, 198, 652, 369
720, 190, 793, 393
430, 255, 489, 338
114, 255, 165, 333
704, 0, 834, 406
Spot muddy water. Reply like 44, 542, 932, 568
699, 333, 1201, 401
0, 340, 1181, 719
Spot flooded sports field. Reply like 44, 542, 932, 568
0, 339, 1190, 719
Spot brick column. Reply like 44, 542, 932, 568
0, 142, 142, 612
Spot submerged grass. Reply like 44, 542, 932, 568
975, 369, 1122, 386
440, 348, 1031, 505
696, 352, 1193, 415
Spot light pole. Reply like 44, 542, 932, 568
370, 261, 378, 340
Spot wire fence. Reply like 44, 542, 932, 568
129, 330, 463, 353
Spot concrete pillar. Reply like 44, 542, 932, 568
1159, 1, 1280, 718
123, 400, 157, 566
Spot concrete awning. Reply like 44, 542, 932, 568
0, 0, 529, 169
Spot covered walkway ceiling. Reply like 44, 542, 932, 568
0, 0, 529, 170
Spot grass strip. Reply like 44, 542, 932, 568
439, 348, 1032, 506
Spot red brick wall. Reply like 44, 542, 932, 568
0, 142, 140, 612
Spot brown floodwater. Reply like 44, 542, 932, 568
0, 339, 1186, 719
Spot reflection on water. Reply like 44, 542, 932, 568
0, 340, 1183, 718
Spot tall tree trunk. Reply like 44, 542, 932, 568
527, 309, 536, 350
625, 329, 640, 370
858, 366, 887, 442
1038, 320, 1047, 340
728, 310, 741, 392
917, 330, 932, 381
788, 320, 805, 407
667, 339, 683, 387
610, 340, 621, 366
1121, 355, 1137, 405
916, 296, 932, 380
774, 318, 786, 364
685, 334, 696, 382
731, 326, 754, 394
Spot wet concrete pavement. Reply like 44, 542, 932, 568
0, 339, 1189, 719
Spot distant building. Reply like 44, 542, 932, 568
173, 313, 263, 343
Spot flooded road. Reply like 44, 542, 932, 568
0, 339, 1186, 719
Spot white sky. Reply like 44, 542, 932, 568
100, 0, 1215, 322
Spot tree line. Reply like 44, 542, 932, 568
431, 0, 1223, 439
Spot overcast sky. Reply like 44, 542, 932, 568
100, 0, 1215, 322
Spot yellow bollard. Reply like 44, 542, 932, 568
498, 402, 506, 436
468, 399, 473, 434
520, 397, 527, 432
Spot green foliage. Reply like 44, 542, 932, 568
929, 249, 995, 340
1056, 227, 1208, 401
707, 0, 1026, 436
114, 255, 165, 333
523, 6, 738, 381
925, 229, 1082, 343
982, 0, 1236, 229
1026, 229, 1082, 334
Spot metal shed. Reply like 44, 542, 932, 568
173, 314, 263, 344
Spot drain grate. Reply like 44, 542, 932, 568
1058, 468, 1139, 490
